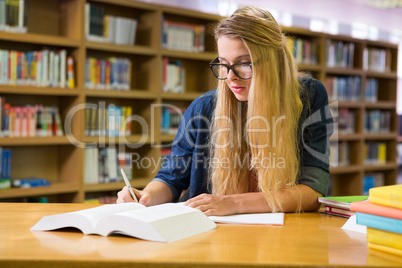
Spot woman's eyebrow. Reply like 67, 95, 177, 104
218, 55, 251, 61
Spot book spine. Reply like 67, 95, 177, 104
367, 227, 402, 250
356, 212, 402, 234
370, 191, 402, 209
368, 242, 402, 257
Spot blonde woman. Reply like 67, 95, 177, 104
117, 6, 333, 215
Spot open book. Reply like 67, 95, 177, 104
31, 203, 216, 243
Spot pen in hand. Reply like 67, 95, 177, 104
120, 169, 138, 203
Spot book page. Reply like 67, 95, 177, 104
209, 213, 285, 225
31, 203, 145, 235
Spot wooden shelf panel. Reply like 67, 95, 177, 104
364, 162, 398, 172
0, 182, 80, 199
0, 85, 80, 96
83, 135, 152, 144
161, 49, 216, 61
86, 42, 158, 56
90, 0, 159, 11
325, 68, 364, 76
84, 178, 150, 192
85, 89, 158, 100
364, 101, 397, 109
330, 133, 363, 141
0, 31, 80, 47
365, 71, 398, 79
161, 92, 204, 101
0, 136, 72, 146
329, 165, 362, 174
364, 132, 398, 140
330, 101, 363, 108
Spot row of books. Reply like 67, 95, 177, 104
363, 47, 392, 73
85, 57, 132, 90
363, 110, 391, 134
0, 0, 27, 33
0, 49, 75, 88
162, 58, 186, 93
325, 40, 355, 68
365, 78, 379, 103
85, 3, 138, 45
330, 141, 349, 167
364, 142, 387, 165
287, 37, 319, 65
84, 147, 132, 184
161, 106, 186, 135
351, 185, 402, 257
162, 18, 205, 52
337, 108, 356, 134
325, 76, 361, 102
0, 98, 63, 137
0, 147, 11, 189
85, 105, 132, 137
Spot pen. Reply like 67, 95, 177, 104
120, 169, 138, 202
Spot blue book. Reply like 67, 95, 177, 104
356, 212, 402, 234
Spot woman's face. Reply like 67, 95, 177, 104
217, 36, 252, 101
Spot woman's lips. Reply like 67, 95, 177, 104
232, 86, 245, 93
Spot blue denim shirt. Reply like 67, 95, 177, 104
154, 77, 333, 201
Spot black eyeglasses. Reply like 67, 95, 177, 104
209, 57, 253, 80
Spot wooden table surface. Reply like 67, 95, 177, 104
1, 202, 402, 268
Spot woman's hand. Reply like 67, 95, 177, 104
184, 194, 239, 216
116, 186, 152, 206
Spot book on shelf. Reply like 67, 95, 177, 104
30, 202, 217, 243
84, 3, 138, 45
325, 76, 361, 102
162, 17, 205, 52
0, 0, 28, 33
325, 40, 355, 68
85, 57, 131, 90
329, 141, 350, 167
364, 110, 391, 134
364, 142, 387, 165
363, 47, 392, 73
0, 49, 74, 88
363, 173, 384, 195
369, 184, 402, 209
286, 36, 319, 65
0, 147, 11, 189
12, 177, 50, 188
162, 57, 186, 93
84, 147, 131, 184
365, 78, 378, 102
84, 104, 132, 137
161, 106, 186, 135
0, 99, 63, 138
318, 196, 368, 217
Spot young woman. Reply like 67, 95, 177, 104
117, 6, 333, 216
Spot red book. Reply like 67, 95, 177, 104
350, 200, 402, 220
325, 205, 355, 218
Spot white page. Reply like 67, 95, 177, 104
209, 213, 284, 225
341, 215, 367, 234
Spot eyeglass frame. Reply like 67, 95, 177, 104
209, 57, 253, 80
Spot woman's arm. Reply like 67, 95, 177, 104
185, 184, 322, 216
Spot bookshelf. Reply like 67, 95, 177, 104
0, 0, 398, 202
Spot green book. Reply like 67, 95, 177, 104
318, 196, 369, 210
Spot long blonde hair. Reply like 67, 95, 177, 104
209, 6, 304, 212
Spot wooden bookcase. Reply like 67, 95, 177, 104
0, 0, 398, 202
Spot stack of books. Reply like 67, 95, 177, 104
350, 184, 402, 256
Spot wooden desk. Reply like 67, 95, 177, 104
1, 203, 401, 268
